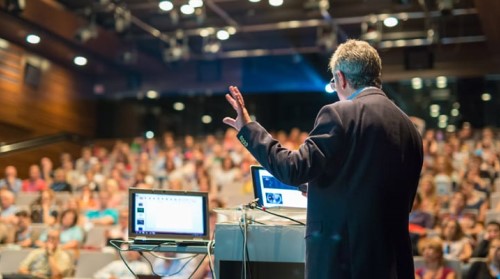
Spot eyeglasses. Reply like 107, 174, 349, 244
330, 77, 335, 85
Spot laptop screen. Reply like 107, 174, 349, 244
251, 165, 307, 209
128, 188, 210, 241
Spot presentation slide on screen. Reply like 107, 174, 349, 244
258, 169, 307, 208
134, 193, 205, 235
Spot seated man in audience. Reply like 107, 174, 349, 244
0, 165, 23, 194
0, 188, 18, 225
472, 221, 500, 257
94, 249, 151, 279
13, 210, 34, 248
22, 165, 47, 192
50, 168, 72, 192
18, 229, 73, 279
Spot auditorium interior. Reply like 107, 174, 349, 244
0, 0, 500, 278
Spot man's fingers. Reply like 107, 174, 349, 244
225, 94, 239, 111
230, 86, 245, 106
223, 117, 236, 128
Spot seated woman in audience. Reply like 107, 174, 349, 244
433, 155, 456, 203
467, 238, 500, 279
439, 191, 483, 238
410, 193, 435, 255
30, 189, 60, 225
77, 184, 98, 211
419, 173, 442, 215
440, 218, 473, 262
102, 178, 125, 208
472, 221, 500, 257
461, 179, 488, 223
415, 237, 456, 279
35, 208, 84, 251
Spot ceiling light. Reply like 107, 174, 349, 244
438, 115, 448, 122
249, 0, 261, 2
73, 56, 87, 66
451, 108, 459, 117
145, 131, 155, 139
180, 4, 195, 15
436, 76, 447, 88
189, 0, 203, 8
430, 104, 440, 115
74, 24, 98, 43
383, 17, 398, 28
216, 30, 230, 40
203, 40, 221, 54
438, 121, 447, 129
159, 1, 174, 11
199, 29, 211, 37
227, 26, 237, 35
269, 0, 283, 6
114, 8, 132, 33
446, 125, 456, 133
146, 90, 158, 99
201, 115, 212, 124
481, 93, 491, 102
411, 77, 422, 90
26, 34, 40, 44
173, 102, 185, 111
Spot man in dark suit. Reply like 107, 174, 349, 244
223, 39, 423, 278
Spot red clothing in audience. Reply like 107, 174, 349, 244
22, 178, 47, 192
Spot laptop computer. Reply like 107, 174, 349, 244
250, 165, 307, 210
128, 187, 210, 247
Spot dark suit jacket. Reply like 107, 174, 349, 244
237, 88, 423, 278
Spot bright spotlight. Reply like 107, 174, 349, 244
145, 131, 155, 139
269, 0, 283, 6
26, 34, 41, 44
189, 0, 203, 8
73, 56, 87, 66
383, 17, 398, 28
216, 30, 230, 40
159, 1, 174, 11
180, 4, 195, 15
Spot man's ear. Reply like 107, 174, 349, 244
337, 71, 347, 89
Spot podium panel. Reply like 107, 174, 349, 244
214, 223, 305, 279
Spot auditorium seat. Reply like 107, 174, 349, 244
0, 248, 34, 274
82, 225, 111, 249
72, 250, 117, 278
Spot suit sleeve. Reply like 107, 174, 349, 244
237, 105, 345, 186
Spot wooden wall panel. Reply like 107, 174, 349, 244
0, 41, 96, 143
0, 142, 84, 179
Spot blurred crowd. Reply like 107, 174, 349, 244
2, 123, 500, 278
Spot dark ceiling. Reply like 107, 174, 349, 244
0, 0, 499, 96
